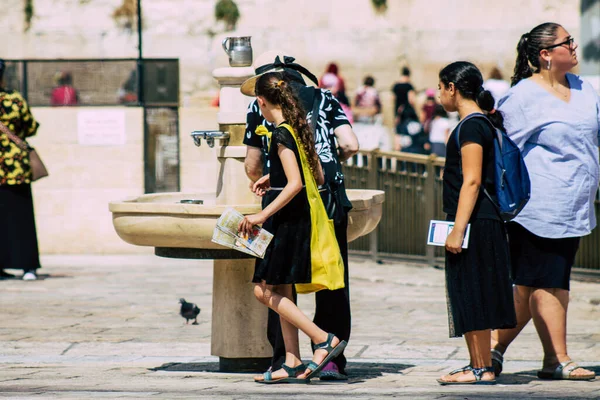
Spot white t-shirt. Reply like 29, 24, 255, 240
429, 117, 450, 144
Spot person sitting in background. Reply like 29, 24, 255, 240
50, 71, 78, 106
394, 105, 430, 155
353, 76, 381, 123
118, 70, 138, 105
428, 104, 450, 157
352, 76, 390, 151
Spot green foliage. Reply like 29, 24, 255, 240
24, 0, 34, 31
215, 0, 240, 31
371, 0, 387, 12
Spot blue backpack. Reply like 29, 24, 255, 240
455, 113, 531, 222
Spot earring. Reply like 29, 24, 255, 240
547, 60, 551, 70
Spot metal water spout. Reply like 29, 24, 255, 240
190, 130, 230, 148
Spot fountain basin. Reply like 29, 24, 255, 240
109, 189, 384, 253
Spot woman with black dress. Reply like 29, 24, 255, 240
436, 62, 516, 385
0, 59, 42, 281
238, 72, 346, 384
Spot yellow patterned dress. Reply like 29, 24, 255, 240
0, 89, 39, 185
0, 88, 41, 275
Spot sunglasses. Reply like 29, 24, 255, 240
544, 37, 575, 50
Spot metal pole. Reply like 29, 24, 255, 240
137, 0, 151, 192
368, 150, 379, 262
136, 0, 144, 105
425, 154, 436, 267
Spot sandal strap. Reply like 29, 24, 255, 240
448, 365, 472, 375
263, 370, 272, 381
471, 366, 495, 381
555, 361, 577, 378
491, 349, 504, 363
313, 333, 335, 353
305, 361, 319, 372
281, 363, 306, 376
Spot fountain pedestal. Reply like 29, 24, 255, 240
211, 259, 270, 372
196, 67, 272, 371
109, 65, 385, 373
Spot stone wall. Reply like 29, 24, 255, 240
1, 0, 582, 103
28, 106, 219, 254
0, 1, 587, 254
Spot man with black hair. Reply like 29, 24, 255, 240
392, 66, 416, 116
242, 52, 358, 380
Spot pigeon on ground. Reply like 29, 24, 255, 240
179, 298, 200, 325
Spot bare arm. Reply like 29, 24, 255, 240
244, 146, 263, 183
315, 160, 325, 186
393, 135, 402, 152
445, 142, 483, 254
334, 124, 359, 161
239, 145, 303, 235
407, 90, 416, 108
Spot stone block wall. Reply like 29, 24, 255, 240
28, 106, 219, 254
1, 0, 582, 104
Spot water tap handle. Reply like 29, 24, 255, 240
190, 130, 230, 148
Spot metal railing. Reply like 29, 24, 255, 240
343, 150, 600, 272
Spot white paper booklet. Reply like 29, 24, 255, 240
211, 207, 273, 258
427, 220, 471, 249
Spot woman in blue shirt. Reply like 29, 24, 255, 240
491, 22, 599, 381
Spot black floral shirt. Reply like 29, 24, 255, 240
0, 89, 40, 185
244, 86, 350, 184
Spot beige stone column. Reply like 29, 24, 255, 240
210, 67, 271, 371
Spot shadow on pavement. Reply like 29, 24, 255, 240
498, 365, 599, 385
149, 361, 414, 383
496, 370, 537, 385
345, 361, 414, 383
149, 362, 220, 373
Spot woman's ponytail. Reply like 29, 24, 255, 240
511, 33, 533, 87
510, 23, 561, 87
476, 88, 506, 132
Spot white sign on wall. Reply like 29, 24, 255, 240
77, 110, 126, 146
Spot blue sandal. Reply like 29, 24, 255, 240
437, 365, 496, 385
304, 333, 347, 380
256, 364, 309, 384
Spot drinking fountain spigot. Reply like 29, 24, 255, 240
191, 131, 230, 148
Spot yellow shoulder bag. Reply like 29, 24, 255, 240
278, 124, 345, 294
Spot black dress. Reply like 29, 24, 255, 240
0, 184, 41, 272
0, 89, 42, 273
442, 116, 517, 338
252, 125, 311, 285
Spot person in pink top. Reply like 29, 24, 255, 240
50, 72, 78, 106
320, 72, 353, 124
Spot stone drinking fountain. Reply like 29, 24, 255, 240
109, 38, 384, 372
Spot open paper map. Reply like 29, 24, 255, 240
211, 208, 273, 258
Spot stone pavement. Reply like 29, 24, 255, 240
0, 254, 599, 399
